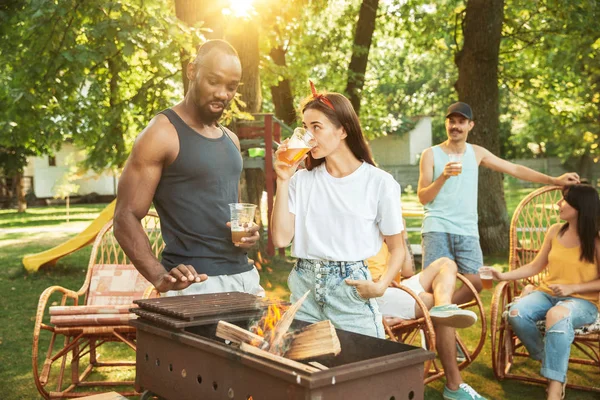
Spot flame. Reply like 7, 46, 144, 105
249, 300, 288, 341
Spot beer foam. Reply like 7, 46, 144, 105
288, 135, 311, 149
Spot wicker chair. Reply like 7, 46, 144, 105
369, 244, 487, 384
32, 213, 163, 399
490, 185, 600, 393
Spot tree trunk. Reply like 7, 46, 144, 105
345, 0, 379, 115
455, 0, 506, 255
15, 172, 26, 213
173, 0, 225, 94
577, 152, 594, 183
226, 18, 265, 230
226, 20, 262, 113
269, 46, 296, 126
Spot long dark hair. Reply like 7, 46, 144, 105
300, 92, 375, 171
559, 184, 600, 263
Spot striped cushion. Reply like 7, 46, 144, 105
87, 264, 151, 306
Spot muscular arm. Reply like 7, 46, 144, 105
114, 117, 204, 292
417, 148, 450, 205
477, 146, 580, 186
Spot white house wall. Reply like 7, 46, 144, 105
369, 117, 432, 166
369, 135, 410, 165
26, 143, 117, 198
409, 117, 432, 165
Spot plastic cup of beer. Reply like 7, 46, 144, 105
277, 127, 316, 166
229, 203, 257, 245
448, 153, 463, 175
479, 266, 494, 289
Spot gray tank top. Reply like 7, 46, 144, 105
153, 109, 251, 276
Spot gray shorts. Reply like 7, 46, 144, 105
163, 267, 265, 297
422, 232, 483, 275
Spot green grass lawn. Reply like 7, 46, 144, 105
1, 195, 597, 399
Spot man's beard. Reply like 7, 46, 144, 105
197, 103, 226, 123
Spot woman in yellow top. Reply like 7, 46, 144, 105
492, 184, 600, 400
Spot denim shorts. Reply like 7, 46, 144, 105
287, 259, 384, 338
422, 232, 483, 275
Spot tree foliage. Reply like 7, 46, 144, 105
0, 0, 201, 175
500, 1, 600, 174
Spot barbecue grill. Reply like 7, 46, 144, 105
132, 292, 435, 400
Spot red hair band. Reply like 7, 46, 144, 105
309, 80, 335, 110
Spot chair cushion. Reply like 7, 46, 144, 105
535, 313, 600, 335
503, 303, 600, 334
87, 264, 151, 306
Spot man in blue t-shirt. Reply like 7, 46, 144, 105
416, 102, 579, 400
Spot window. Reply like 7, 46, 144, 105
48, 156, 56, 167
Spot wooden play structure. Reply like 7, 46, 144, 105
235, 114, 292, 257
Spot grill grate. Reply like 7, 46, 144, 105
132, 292, 283, 328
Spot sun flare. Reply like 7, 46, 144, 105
227, 0, 255, 18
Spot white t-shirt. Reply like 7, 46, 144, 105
288, 162, 404, 261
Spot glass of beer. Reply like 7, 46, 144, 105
448, 153, 463, 176
277, 127, 316, 166
229, 203, 257, 245
478, 266, 494, 289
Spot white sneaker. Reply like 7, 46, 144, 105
429, 304, 477, 329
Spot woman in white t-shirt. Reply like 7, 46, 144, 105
271, 84, 405, 338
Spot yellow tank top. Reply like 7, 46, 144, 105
538, 237, 600, 307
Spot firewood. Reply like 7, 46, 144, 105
239, 342, 319, 373
216, 321, 266, 347
267, 290, 310, 355
284, 320, 341, 361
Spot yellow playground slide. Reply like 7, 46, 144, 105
22, 200, 116, 272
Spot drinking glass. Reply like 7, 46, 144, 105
478, 266, 494, 289
448, 153, 463, 176
277, 127, 316, 166
229, 203, 257, 244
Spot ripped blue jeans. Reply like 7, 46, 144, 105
507, 290, 598, 383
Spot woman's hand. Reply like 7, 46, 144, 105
345, 279, 386, 299
548, 284, 576, 297
491, 268, 505, 281
274, 139, 306, 181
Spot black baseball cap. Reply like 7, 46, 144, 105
445, 102, 473, 120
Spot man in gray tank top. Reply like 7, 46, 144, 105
114, 40, 263, 297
